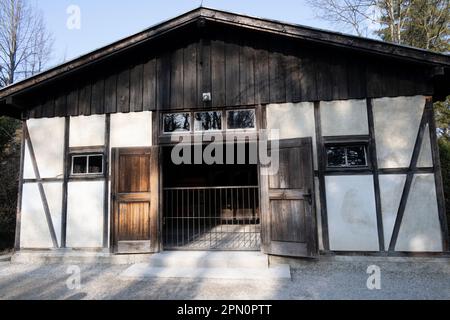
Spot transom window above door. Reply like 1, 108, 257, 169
227, 110, 256, 130
162, 109, 256, 134
194, 111, 222, 131
163, 113, 191, 133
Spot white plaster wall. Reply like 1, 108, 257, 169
326, 175, 379, 251
379, 174, 406, 250
373, 96, 425, 169
70, 115, 105, 147
20, 182, 62, 248
24, 118, 65, 179
417, 124, 433, 168
320, 99, 369, 136
110, 111, 152, 148
395, 174, 443, 252
66, 181, 104, 248
266, 102, 317, 169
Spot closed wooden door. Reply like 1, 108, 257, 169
111, 147, 160, 254
260, 138, 317, 257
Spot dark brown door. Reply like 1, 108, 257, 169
260, 138, 317, 257
111, 147, 160, 254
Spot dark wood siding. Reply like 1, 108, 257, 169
24, 25, 434, 119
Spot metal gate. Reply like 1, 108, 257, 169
163, 186, 260, 251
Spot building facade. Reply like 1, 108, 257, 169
1, 8, 449, 257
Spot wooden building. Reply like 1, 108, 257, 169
1, 7, 449, 257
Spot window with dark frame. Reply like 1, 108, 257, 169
227, 110, 256, 130
163, 113, 191, 133
194, 111, 222, 131
71, 154, 104, 176
326, 144, 368, 168
161, 109, 256, 135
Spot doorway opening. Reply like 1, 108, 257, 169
162, 144, 260, 251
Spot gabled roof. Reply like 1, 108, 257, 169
0, 6, 449, 101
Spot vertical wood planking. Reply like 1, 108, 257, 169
269, 41, 287, 103
78, 82, 92, 116
239, 39, 255, 105
330, 53, 349, 100
298, 49, 317, 102
347, 54, 367, 98
43, 97, 56, 118
183, 42, 198, 109
143, 58, 157, 111
197, 38, 211, 107
170, 47, 184, 109
104, 74, 117, 114
55, 92, 67, 118
211, 38, 226, 107
117, 68, 130, 113
157, 54, 171, 110
315, 52, 333, 101
254, 37, 270, 105
130, 64, 144, 112
91, 78, 105, 114
225, 33, 241, 106
285, 42, 301, 102
66, 89, 79, 116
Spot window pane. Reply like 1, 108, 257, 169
227, 110, 255, 130
88, 155, 103, 174
194, 112, 222, 131
326, 146, 346, 167
347, 146, 367, 166
72, 156, 87, 174
163, 113, 191, 133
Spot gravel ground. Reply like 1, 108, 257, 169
0, 259, 448, 300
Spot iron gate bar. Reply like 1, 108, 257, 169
163, 186, 260, 251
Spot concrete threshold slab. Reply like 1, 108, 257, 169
120, 264, 291, 280
147, 251, 268, 269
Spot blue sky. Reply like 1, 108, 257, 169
34, 0, 339, 68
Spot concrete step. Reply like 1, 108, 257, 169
11, 251, 154, 265
145, 251, 269, 269
10, 250, 269, 267
120, 264, 291, 280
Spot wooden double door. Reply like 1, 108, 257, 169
111, 138, 317, 257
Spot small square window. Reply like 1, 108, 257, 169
326, 144, 368, 168
72, 156, 87, 174
88, 155, 103, 174
227, 110, 256, 130
163, 113, 191, 133
71, 154, 104, 176
194, 111, 222, 131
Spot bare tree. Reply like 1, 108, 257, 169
0, 0, 53, 87
306, 0, 375, 36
